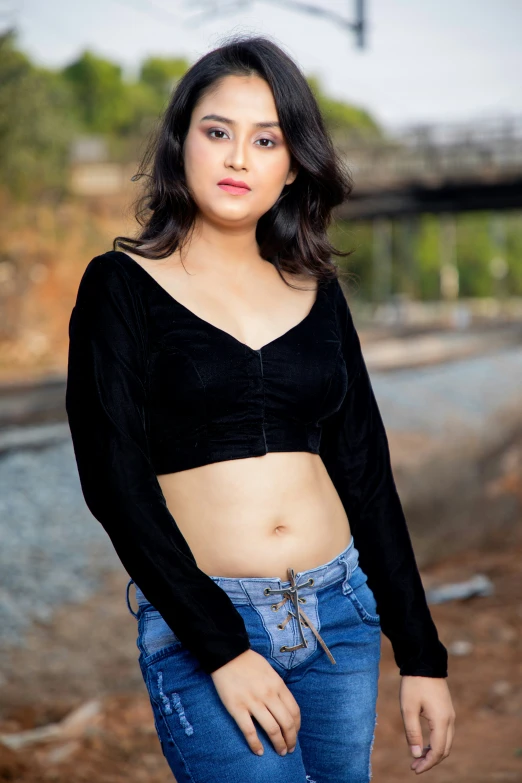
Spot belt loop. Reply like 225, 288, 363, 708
125, 578, 139, 618
340, 553, 354, 596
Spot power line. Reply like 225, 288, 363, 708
111, 0, 365, 48
184, 0, 366, 47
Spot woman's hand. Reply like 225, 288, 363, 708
399, 675, 456, 774
210, 649, 301, 756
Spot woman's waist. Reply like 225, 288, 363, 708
170, 492, 351, 579
157, 450, 336, 511
156, 454, 351, 580
134, 535, 362, 611
194, 517, 353, 581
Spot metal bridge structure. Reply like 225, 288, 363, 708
332, 114, 522, 303
336, 114, 522, 220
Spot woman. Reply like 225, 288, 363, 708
65, 34, 455, 782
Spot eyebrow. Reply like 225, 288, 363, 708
200, 113, 281, 129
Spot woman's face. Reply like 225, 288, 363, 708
182, 74, 298, 229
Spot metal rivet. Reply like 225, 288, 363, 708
277, 624, 284, 630
271, 604, 279, 611
263, 587, 271, 595
309, 578, 314, 586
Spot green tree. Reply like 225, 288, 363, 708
140, 56, 189, 101
0, 28, 79, 201
456, 212, 495, 297
62, 50, 134, 133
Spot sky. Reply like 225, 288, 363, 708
9, 0, 522, 131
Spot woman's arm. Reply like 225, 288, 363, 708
319, 280, 448, 678
65, 254, 251, 674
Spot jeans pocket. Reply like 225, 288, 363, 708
138, 604, 182, 663
344, 573, 381, 626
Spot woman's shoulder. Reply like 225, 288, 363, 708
75, 249, 139, 301
320, 272, 354, 326
72, 250, 147, 326
79, 249, 131, 283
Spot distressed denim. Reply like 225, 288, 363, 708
125, 536, 381, 783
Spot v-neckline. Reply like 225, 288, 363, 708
113, 250, 323, 354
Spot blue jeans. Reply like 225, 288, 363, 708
125, 536, 381, 783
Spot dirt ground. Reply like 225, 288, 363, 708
0, 526, 521, 783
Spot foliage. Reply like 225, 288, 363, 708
62, 51, 182, 135
0, 29, 80, 201
139, 57, 189, 101
331, 210, 522, 300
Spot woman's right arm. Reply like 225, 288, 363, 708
65, 255, 252, 674
66, 254, 300, 755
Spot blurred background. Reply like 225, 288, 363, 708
0, 1, 521, 781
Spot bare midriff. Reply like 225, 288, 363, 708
121, 247, 352, 581
157, 451, 352, 581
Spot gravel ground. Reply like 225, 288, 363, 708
373, 343, 522, 439
0, 440, 119, 649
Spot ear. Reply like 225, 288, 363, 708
285, 165, 299, 186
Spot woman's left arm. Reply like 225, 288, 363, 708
319, 280, 456, 773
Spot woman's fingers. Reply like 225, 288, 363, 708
233, 708, 266, 756
264, 691, 301, 752
443, 712, 456, 758
277, 685, 302, 734
210, 648, 301, 756
402, 707, 424, 758
249, 699, 297, 756
411, 719, 450, 773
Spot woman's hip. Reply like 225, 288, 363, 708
125, 535, 380, 781
126, 535, 381, 674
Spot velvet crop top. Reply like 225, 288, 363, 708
65, 249, 448, 677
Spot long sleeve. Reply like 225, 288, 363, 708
65, 255, 251, 674
319, 281, 448, 677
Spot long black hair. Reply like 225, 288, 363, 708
114, 33, 355, 285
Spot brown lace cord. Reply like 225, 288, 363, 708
263, 567, 337, 665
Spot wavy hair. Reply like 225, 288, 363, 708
114, 33, 355, 285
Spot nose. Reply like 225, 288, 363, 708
225, 135, 249, 170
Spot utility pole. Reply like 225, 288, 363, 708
186, 0, 366, 48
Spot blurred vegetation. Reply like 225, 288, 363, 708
330, 210, 522, 300
1, 27, 521, 299
0, 29, 80, 201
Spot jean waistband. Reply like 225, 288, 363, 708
133, 535, 360, 611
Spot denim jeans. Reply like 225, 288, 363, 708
125, 536, 381, 783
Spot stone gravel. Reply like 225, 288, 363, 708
0, 439, 119, 650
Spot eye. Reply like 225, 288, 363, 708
207, 129, 276, 148
207, 129, 229, 140
255, 137, 277, 148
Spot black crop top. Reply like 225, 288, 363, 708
65, 250, 448, 677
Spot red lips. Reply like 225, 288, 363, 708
217, 178, 251, 190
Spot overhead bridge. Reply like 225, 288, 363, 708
335, 114, 522, 219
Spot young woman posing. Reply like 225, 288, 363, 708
66, 34, 455, 783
